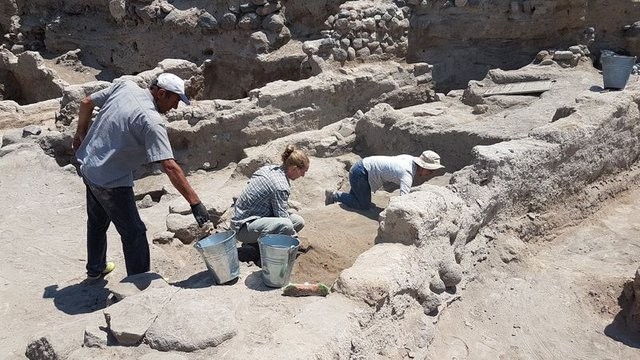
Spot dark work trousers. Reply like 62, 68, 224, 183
336, 160, 372, 210
84, 179, 149, 277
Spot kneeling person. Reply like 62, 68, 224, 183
231, 145, 309, 244
326, 150, 444, 210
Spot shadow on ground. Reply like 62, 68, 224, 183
338, 204, 384, 221
43, 279, 110, 315
171, 270, 240, 288
244, 270, 277, 292
604, 312, 640, 349
604, 286, 640, 349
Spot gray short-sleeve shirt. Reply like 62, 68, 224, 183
75, 80, 174, 188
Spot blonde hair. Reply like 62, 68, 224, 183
281, 144, 309, 169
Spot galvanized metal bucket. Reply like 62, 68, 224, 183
258, 234, 300, 288
602, 55, 636, 90
194, 230, 240, 284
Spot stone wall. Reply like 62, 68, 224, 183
3, 0, 640, 93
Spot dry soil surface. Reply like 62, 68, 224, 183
426, 188, 640, 359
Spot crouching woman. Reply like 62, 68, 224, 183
231, 144, 309, 244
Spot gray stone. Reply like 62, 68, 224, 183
145, 289, 238, 351
38, 131, 72, 158
334, 18, 350, 32
197, 12, 218, 33
238, 13, 261, 30
568, 45, 583, 55
62, 164, 77, 174
333, 47, 348, 62
553, 50, 574, 61
25, 313, 105, 360
250, 31, 270, 53
166, 213, 207, 244
363, 18, 376, 32
262, 13, 285, 32
108, 0, 127, 22
163, 8, 200, 30
347, 46, 357, 61
302, 38, 335, 56
220, 12, 237, 30
239, 3, 257, 13
137, 194, 155, 209
22, 125, 41, 136
338, 9, 350, 18
104, 287, 179, 346
356, 46, 371, 58
377, 187, 466, 247
438, 261, 463, 287
26, 336, 72, 360
421, 293, 442, 315
429, 276, 446, 294
473, 104, 489, 114
352, 38, 364, 50
367, 41, 380, 51
84, 325, 108, 348
334, 243, 420, 306
152, 231, 175, 244
2, 130, 22, 146
270, 25, 291, 48
107, 272, 169, 301
256, 2, 281, 16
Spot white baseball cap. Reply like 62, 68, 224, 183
413, 150, 445, 170
156, 73, 190, 105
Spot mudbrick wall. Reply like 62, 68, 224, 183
1, 0, 639, 97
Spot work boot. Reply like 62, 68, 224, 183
86, 261, 115, 280
324, 190, 336, 205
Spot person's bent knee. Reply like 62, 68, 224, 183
290, 214, 305, 232
235, 225, 259, 244
270, 218, 295, 235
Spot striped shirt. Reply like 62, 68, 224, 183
231, 165, 291, 229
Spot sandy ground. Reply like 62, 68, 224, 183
427, 189, 640, 359
2, 143, 640, 359
0, 143, 385, 358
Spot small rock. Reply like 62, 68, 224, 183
22, 125, 42, 137
84, 325, 108, 348
137, 194, 155, 209
62, 164, 77, 174
152, 231, 175, 244
430, 276, 446, 294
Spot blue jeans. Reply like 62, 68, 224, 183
336, 160, 371, 210
84, 179, 149, 277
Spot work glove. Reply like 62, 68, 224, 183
190, 202, 210, 227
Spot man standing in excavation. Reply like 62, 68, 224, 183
73, 73, 210, 279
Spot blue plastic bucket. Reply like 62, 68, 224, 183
258, 234, 300, 288
602, 55, 636, 89
195, 230, 240, 284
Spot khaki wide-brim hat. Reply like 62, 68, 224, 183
413, 150, 445, 170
